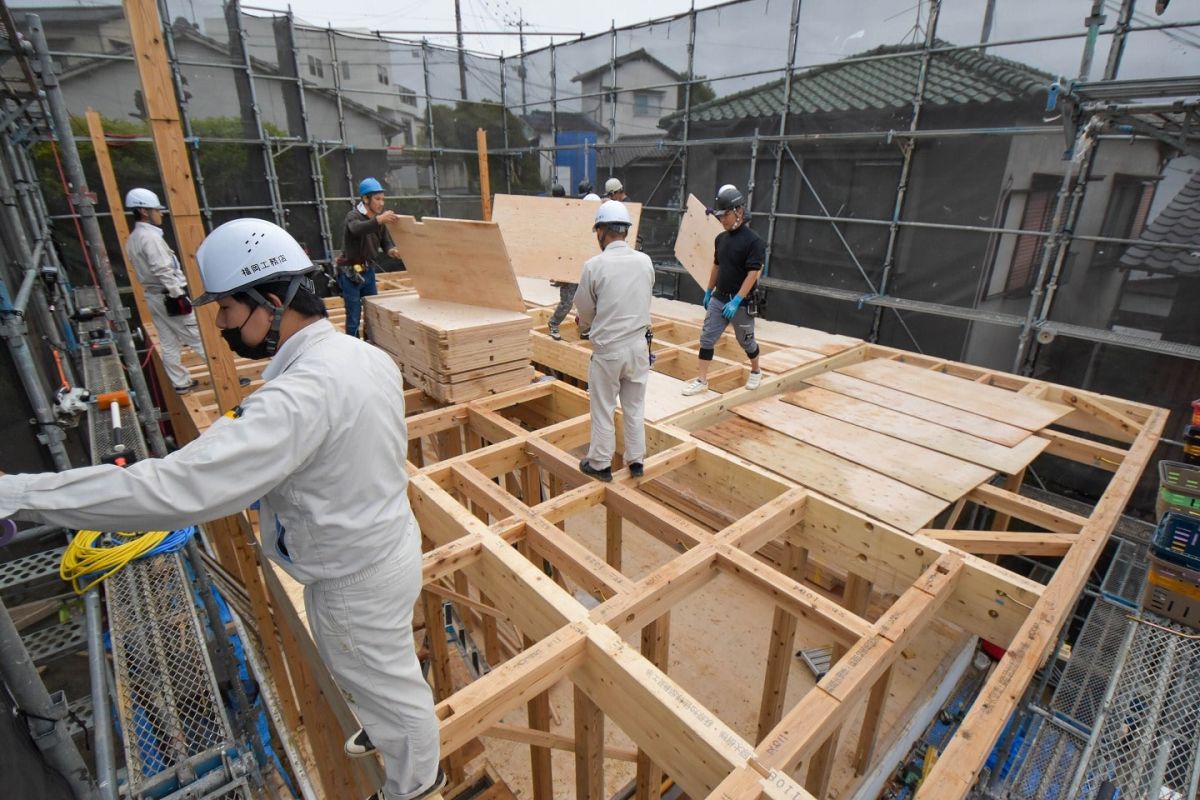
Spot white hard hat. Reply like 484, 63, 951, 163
593, 199, 632, 229
192, 218, 314, 305
604, 177, 624, 195
124, 187, 165, 211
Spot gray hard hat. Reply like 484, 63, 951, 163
714, 184, 745, 212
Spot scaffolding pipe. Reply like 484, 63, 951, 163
83, 587, 118, 800
762, 0, 803, 276
869, 0, 940, 343
607, 22, 618, 158
228, 0, 285, 227
499, 55, 512, 193
27, 13, 167, 459
326, 26, 356, 197
421, 41, 443, 216
550, 41, 558, 188
677, 3, 697, 212
0, 599, 97, 800
284, 10, 335, 261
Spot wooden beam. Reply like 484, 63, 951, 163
917, 408, 1167, 798
923, 530, 1079, 557
1038, 429, 1125, 472
476, 128, 492, 221
970, 483, 1087, 533
483, 722, 637, 762
123, 0, 241, 413
1060, 390, 1143, 440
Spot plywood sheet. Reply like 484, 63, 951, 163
491, 194, 643, 284
758, 347, 826, 374
517, 276, 562, 307
384, 215, 524, 311
694, 417, 945, 533
732, 397, 993, 501
643, 370, 719, 422
805, 372, 1031, 447
838, 359, 1072, 431
673, 193, 724, 289
366, 294, 531, 333
783, 386, 1049, 475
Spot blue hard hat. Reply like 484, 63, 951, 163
358, 177, 384, 196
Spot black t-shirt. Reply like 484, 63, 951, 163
713, 223, 765, 297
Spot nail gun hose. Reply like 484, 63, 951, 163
60, 527, 196, 594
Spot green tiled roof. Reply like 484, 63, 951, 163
666, 40, 1053, 127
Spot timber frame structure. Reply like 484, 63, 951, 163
158, 287, 1164, 800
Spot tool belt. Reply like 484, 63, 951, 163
337, 259, 370, 286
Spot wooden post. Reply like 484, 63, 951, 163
477, 127, 492, 221
636, 613, 671, 800
853, 667, 894, 775
574, 686, 605, 800
756, 543, 808, 743
123, 0, 242, 414
421, 590, 466, 785
605, 506, 622, 571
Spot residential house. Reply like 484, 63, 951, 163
572, 48, 683, 141
652, 40, 1166, 375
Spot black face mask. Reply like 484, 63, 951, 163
220, 316, 272, 360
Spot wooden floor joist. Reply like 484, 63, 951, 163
146, 269, 1162, 799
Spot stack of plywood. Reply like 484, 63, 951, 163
365, 294, 532, 403
366, 215, 533, 403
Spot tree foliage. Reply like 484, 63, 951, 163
426, 101, 542, 193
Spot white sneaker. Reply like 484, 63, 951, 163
745, 371, 763, 390
681, 378, 709, 396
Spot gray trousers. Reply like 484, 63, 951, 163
304, 523, 440, 799
586, 342, 650, 469
549, 282, 578, 327
699, 295, 757, 358
147, 298, 206, 388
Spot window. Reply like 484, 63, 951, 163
341, 60, 351, 80
315, 58, 324, 78
377, 65, 390, 86
1005, 174, 1060, 294
632, 90, 662, 118
1095, 174, 1157, 270
307, 54, 316, 76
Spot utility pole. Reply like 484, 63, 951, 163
518, 11, 528, 112
455, 0, 468, 100
979, 0, 996, 54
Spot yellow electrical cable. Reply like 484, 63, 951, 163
60, 529, 171, 594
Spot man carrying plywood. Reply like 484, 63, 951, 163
575, 201, 655, 482
547, 182, 601, 340
340, 177, 403, 339
682, 184, 765, 396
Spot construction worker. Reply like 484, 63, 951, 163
340, 177, 402, 339
124, 188, 207, 393
550, 183, 566, 197
547, 181, 584, 341
604, 177, 627, 201
578, 179, 601, 201
0, 218, 444, 800
682, 184, 764, 396
575, 200, 654, 482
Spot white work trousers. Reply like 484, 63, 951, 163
148, 299, 206, 389
586, 342, 650, 469
303, 527, 440, 799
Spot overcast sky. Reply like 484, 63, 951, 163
231, 0, 1198, 82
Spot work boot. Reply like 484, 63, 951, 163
628, 462, 644, 479
173, 379, 199, 394
547, 324, 561, 341
579, 458, 612, 482
681, 377, 708, 396
345, 727, 376, 758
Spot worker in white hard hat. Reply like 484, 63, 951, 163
0, 218, 444, 800
340, 177, 403, 339
575, 200, 655, 482
123, 188, 207, 393
604, 177, 627, 202
682, 184, 764, 396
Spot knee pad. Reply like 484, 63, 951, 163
746, 346, 760, 360
698, 347, 715, 361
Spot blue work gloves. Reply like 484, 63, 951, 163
703, 287, 713, 307
722, 295, 742, 320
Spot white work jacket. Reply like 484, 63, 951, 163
126, 221, 189, 297
574, 240, 654, 355
0, 319, 416, 584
